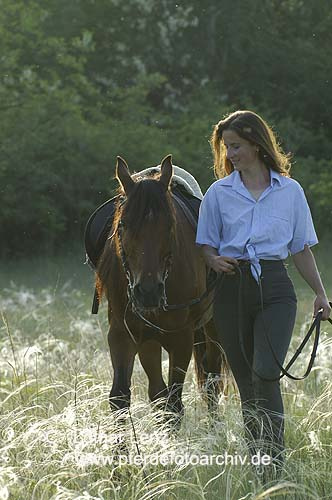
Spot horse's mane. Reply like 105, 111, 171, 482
96, 176, 176, 299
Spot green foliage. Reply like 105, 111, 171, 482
0, 0, 331, 255
292, 157, 332, 239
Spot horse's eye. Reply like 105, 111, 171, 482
124, 245, 137, 258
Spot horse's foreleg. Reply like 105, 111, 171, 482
166, 330, 193, 420
108, 322, 136, 412
138, 340, 168, 404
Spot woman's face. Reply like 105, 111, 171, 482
222, 129, 258, 172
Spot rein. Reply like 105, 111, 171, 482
234, 264, 332, 382
129, 273, 222, 334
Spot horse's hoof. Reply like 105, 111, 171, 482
109, 392, 131, 412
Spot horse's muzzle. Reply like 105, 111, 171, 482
133, 282, 165, 310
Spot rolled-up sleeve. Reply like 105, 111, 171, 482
289, 187, 318, 255
196, 185, 222, 249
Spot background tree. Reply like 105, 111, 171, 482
0, 0, 331, 256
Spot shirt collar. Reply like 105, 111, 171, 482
222, 169, 283, 188
270, 169, 283, 186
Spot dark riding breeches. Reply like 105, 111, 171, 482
213, 260, 297, 463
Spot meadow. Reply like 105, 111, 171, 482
0, 243, 331, 500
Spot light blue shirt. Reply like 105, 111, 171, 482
196, 169, 318, 280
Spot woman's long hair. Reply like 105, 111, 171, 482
211, 110, 291, 178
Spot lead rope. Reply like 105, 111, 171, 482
236, 265, 332, 382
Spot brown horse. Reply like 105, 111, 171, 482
96, 155, 229, 422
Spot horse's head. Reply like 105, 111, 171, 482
115, 155, 175, 311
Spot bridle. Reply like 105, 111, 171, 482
114, 213, 220, 340
116, 218, 173, 312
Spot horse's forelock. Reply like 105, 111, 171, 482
120, 178, 175, 236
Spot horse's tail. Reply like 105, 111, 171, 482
193, 326, 232, 399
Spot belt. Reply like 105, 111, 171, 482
237, 260, 251, 268
237, 259, 285, 270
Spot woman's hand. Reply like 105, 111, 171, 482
293, 246, 331, 320
314, 295, 331, 321
208, 255, 239, 275
200, 245, 238, 274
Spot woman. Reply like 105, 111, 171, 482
196, 110, 331, 473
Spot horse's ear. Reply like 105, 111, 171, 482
116, 156, 135, 195
159, 154, 173, 190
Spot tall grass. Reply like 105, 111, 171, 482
0, 245, 331, 499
